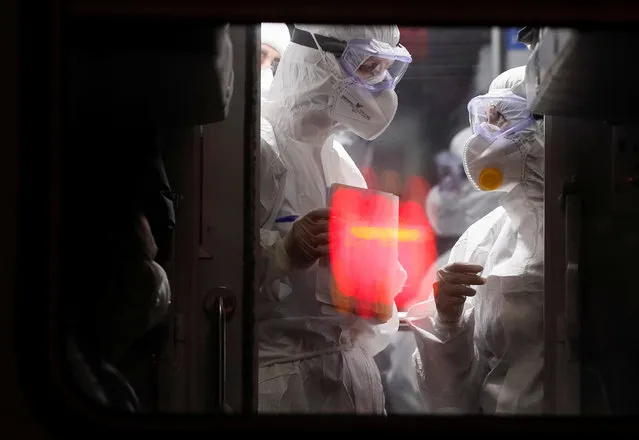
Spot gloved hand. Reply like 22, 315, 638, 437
282, 208, 330, 269
434, 262, 485, 323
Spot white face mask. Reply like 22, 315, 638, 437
462, 131, 531, 193
260, 67, 274, 99
367, 71, 388, 85
328, 83, 398, 141
148, 261, 172, 330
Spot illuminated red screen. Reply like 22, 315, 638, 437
328, 182, 437, 318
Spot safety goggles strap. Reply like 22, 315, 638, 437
291, 28, 347, 56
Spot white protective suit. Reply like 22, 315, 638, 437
257, 25, 407, 413
406, 66, 545, 414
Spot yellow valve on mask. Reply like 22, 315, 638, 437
478, 167, 503, 191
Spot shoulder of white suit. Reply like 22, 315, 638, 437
260, 115, 277, 148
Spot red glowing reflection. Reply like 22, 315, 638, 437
395, 175, 437, 309
329, 185, 400, 322
328, 172, 438, 314
395, 199, 437, 310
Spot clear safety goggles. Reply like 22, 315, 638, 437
467, 90, 535, 141
339, 39, 412, 93
290, 28, 412, 93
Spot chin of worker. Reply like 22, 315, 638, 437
405, 67, 545, 415
257, 25, 411, 414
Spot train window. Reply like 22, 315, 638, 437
56, 20, 551, 419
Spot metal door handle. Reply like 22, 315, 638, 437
204, 286, 236, 413
561, 178, 582, 414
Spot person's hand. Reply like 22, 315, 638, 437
283, 208, 330, 269
434, 262, 486, 323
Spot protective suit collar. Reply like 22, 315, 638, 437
261, 23, 291, 57
498, 132, 544, 234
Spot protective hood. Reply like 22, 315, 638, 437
262, 25, 401, 147
261, 23, 291, 57
489, 65, 527, 97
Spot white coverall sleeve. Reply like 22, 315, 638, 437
257, 136, 294, 301
258, 230, 293, 301
406, 231, 485, 414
